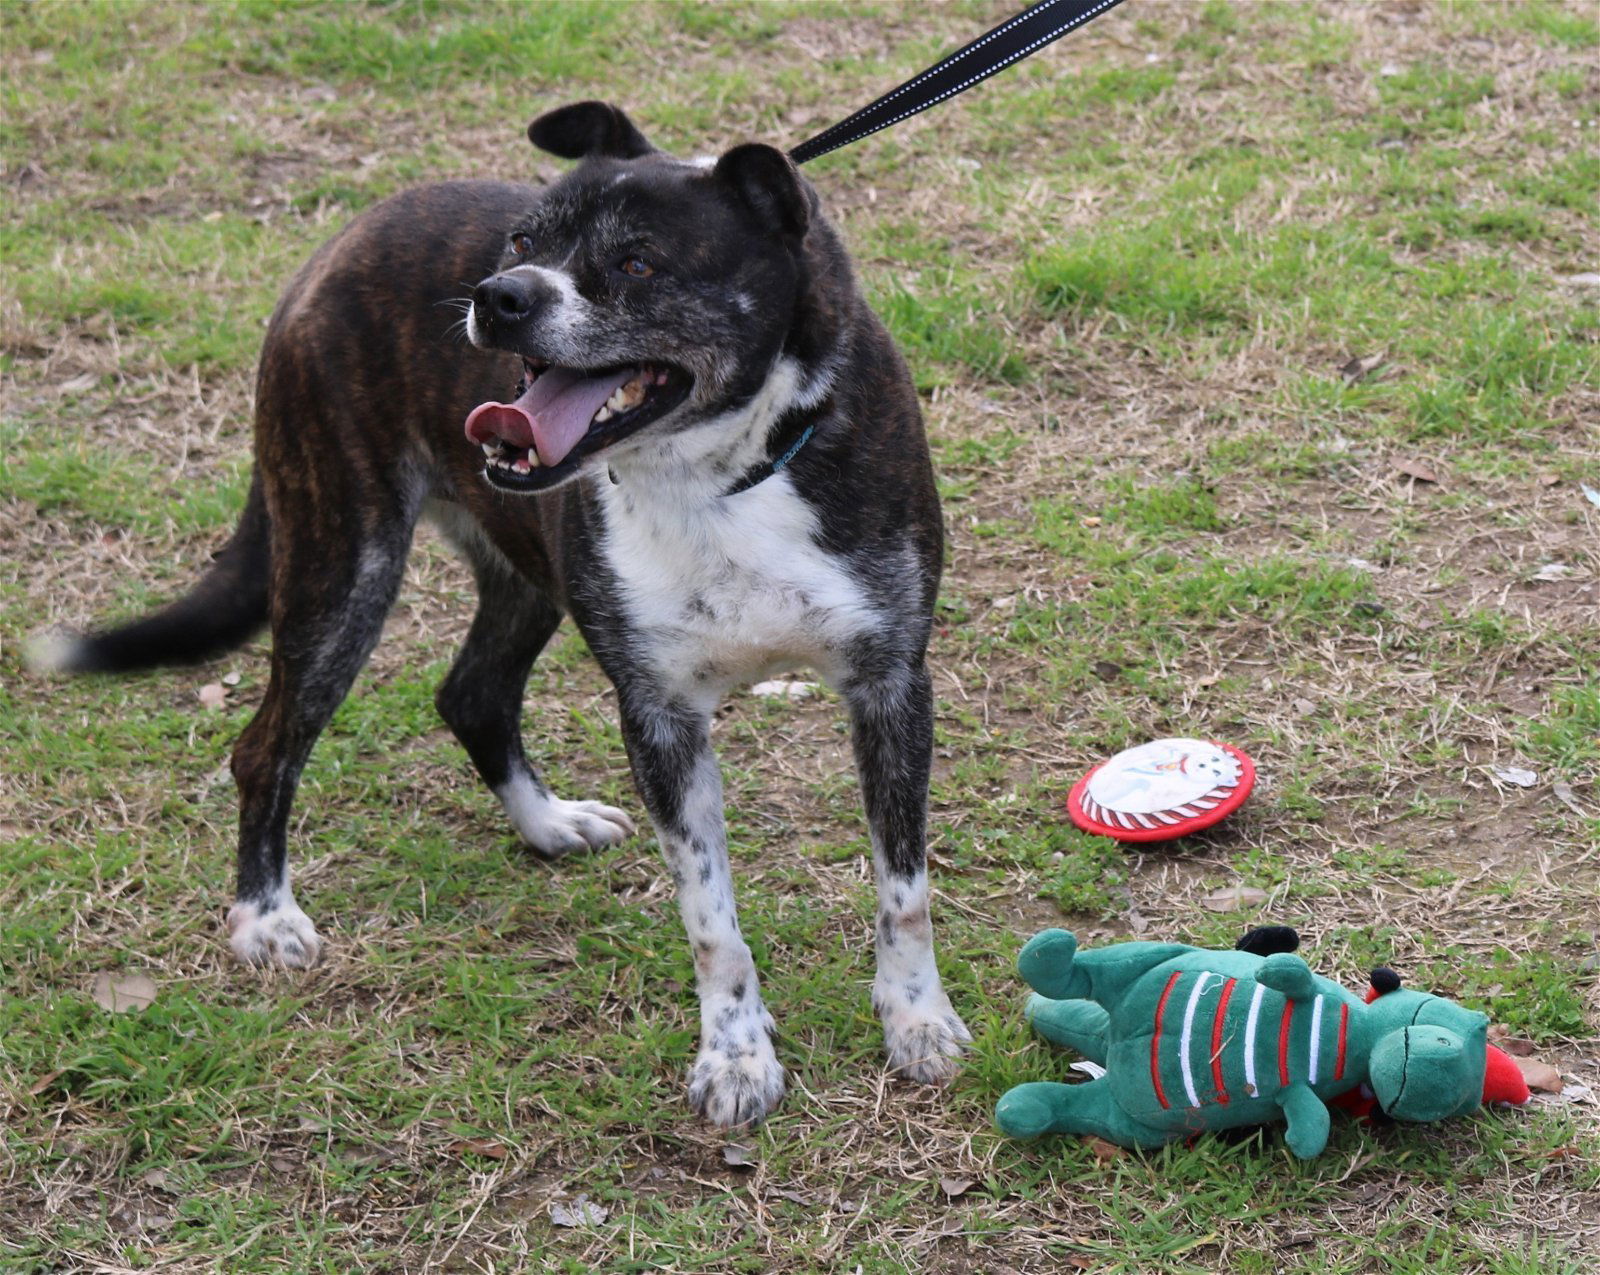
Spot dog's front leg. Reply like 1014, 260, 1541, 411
618, 693, 785, 1126
846, 658, 971, 1082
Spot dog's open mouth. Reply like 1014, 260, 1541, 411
465, 359, 691, 491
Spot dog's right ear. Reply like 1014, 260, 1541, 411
527, 101, 654, 161
712, 144, 811, 239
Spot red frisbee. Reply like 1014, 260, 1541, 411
1067, 738, 1255, 843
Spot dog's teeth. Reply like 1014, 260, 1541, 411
513, 458, 531, 472
481, 442, 498, 457
618, 377, 646, 409
605, 388, 627, 411
594, 405, 614, 423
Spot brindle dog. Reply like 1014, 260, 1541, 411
35, 102, 970, 1126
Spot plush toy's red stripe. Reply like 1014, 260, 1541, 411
1334, 1003, 1349, 1081
1277, 1000, 1295, 1088
1151, 970, 1182, 1110
1210, 977, 1236, 1104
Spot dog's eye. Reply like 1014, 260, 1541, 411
619, 256, 655, 279
510, 232, 535, 257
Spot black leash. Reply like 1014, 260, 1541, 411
790, 0, 1128, 166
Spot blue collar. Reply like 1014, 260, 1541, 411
721, 408, 819, 497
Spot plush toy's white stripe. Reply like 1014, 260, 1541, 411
1178, 972, 1216, 1108
1307, 995, 1325, 1084
1242, 983, 1266, 1096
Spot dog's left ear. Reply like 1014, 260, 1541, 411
527, 101, 655, 160
713, 144, 811, 239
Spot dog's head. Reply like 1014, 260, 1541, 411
465, 101, 824, 493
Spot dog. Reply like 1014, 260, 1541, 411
33, 101, 970, 1126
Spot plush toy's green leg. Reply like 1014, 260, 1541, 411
1276, 1083, 1332, 1158
1025, 994, 1109, 1063
1016, 929, 1086, 1000
1017, 929, 1195, 1007
995, 1078, 1166, 1149
1257, 953, 1318, 1002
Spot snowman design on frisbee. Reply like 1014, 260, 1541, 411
1068, 739, 1254, 842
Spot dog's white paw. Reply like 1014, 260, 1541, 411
227, 899, 323, 968
687, 1038, 786, 1127
877, 987, 971, 1084
500, 777, 636, 858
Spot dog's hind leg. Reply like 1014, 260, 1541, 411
429, 507, 634, 856
226, 482, 423, 968
615, 691, 784, 1127
846, 656, 971, 1083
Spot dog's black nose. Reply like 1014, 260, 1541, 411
474, 275, 536, 324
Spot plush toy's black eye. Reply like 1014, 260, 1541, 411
510, 232, 535, 257
619, 256, 655, 279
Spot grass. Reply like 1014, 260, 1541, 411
2, 1, 1598, 1271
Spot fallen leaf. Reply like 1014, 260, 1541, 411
1339, 350, 1387, 385
1092, 660, 1122, 682
1490, 765, 1538, 789
1487, 1025, 1536, 1056
1201, 885, 1267, 913
1551, 782, 1591, 817
197, 682, 227, 710
29, 1068, 65, 1097
1378, 62, 1404, 77
446, 1138, 508, 1160
1556, 272, 1600, 287
722, 1143, 756, 1169
549, 1195, 608, 1227
1538, 472, 1562, 487
773, 1188, 816, 1206
1086, 1136, 1124, 1162
1079, 516, 1102, 528
1393, 458, 1438, 484
1531, 562, 1578, 582
1514, 1057, 1563, 1094
938, 1176, 975, 1198
221, 671, 242, 687
1581, 483, 1600, 509
57, 372, 98, 396
1193, 672, 1222, 690
91, 970, 157, 1013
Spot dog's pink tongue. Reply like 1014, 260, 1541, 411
464, 366, 633, 467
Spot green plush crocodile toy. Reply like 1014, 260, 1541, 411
995, 928, 1530, 1157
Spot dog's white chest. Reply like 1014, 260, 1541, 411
599, 475, 876, 701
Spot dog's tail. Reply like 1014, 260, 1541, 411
29, 472, 272, 675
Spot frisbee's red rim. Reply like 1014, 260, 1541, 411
1066, 742, 1255, 843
